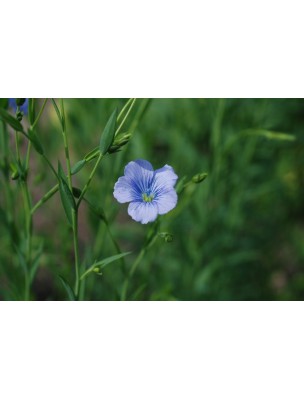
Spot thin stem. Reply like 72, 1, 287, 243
59, 99, 80, 298
31, 184, 59, 214
1, 122, 15, 243
25, 142, 31, 170
21, 181, 32, 301
115, 98, 136, 136
120, 234, 158, 301
72, 210, 80, 297
15, 131, 21, 163
120, 249, 146, 301
60, 99, 72, 189
25, 99, 48, 170
117, 98, 134, 122
31, 98, 48, 131
77, 153, 103, 207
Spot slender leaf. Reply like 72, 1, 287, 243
28, 99, 35, 125
84, 147, 100, 162
71, 159, 86, 175
28, 128, 44, 155
80, 252, 131, 280
92, 252, 131, 270
58, 162, 76, 225
51, 99, 63, 128
58, 276, 76, 301
99, 108, 118, 155
0, 107, 24, 132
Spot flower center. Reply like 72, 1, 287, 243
142, 192, 154, 203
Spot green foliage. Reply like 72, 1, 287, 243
0, 98, 304, 301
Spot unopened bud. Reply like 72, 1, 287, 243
72, 187, 82, 198
16, 110, 23, 121
192, 172, 208, 184
16, 99, 26, 106
109, 133, 132, 154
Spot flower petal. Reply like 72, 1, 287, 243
124, 160, 154, 193
113, 176, 139, 203
155, 189, 178, 215
152, 165, 178, 192
128, 201, 158, 224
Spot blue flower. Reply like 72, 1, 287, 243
114, 159, 178, 224
8, 98, 28, 115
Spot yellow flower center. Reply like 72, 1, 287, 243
142, 192, 154, 202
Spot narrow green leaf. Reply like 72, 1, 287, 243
58, 162, 76, 225
99, 108, 118, 155
80, 252, 131, 280
51, 99, 63, 128
84, 147, 100, 162
58, 162, 68, 184
241, 129, 296, 142
58, 276, 76, 301
28, 99, 35, 125
71, 159, 86, 175
28, 128, 44, 155
60, 99, 66, 132
92, 252, 131, 270
0, 107, 24, 132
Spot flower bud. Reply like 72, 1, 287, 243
109, 133, 132, 154
16, 99, 26, 106
16, 110, 23, 121
192, 172, 208, 184
72, 187, 82, 198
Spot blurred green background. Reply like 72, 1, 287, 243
1, 98, 304, 300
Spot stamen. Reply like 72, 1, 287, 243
142, 192, 154, 202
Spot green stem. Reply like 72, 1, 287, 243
128, 98, 152, 134
77, 153, 103, 207
15, 130, 21, 163
117, 98, 134, 122
42, 154, 58, 179
31, 184, 59, 214
116, 98, 136, 136
31, 99, 48, 131
120, 249, 146, 301
60, 99, 72, 189
23, 183, 32, 300
1, 122, 15, 244
72, 210, 80, 297
59, 99, 80, 298
25, 99, 49, 170
120, 232, 158, 301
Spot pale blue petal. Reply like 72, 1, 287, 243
152, 165, 178, 193
155, 189, 178, 215
124, 160, 154, 194
128, 201, 158, 224
113, 176, 139, 203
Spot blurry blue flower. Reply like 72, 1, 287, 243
8, 98, 28, 115
114, 159, 178, 224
